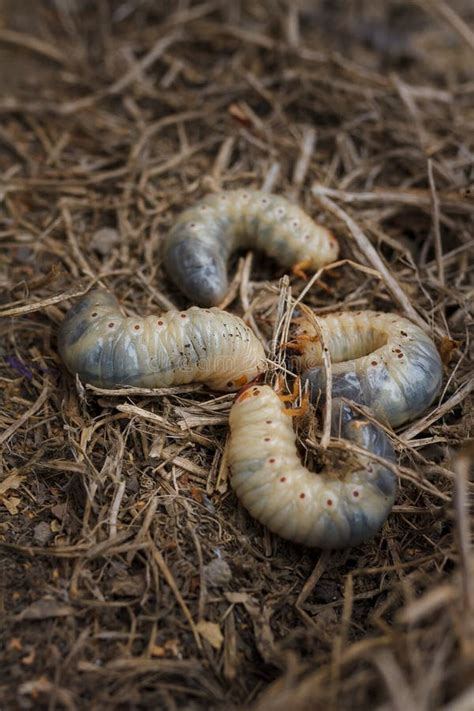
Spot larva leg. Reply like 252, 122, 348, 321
228, 385, 396, 549
291, 259, 312, 280
282, 391, 309, 418
277, 377, 301, 403
163, 190, 339, 306
297, 310, 443, 427
58, 289, 266, 391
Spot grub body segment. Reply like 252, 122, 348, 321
163, 190, 338, 306
298, 311, 442, 427
58, 290, 266, 390
228, 385, 396, 548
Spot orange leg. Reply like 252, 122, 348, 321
283, 391, 310, 418
280, 333, 319, 353
274, 378, 310, 416
292, 259, 313, 280
235, 374, 264, 402
278, 378, 301, 403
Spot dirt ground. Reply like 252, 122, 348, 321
0, 1, 473, 709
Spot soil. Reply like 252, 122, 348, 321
0, 1, 473, 710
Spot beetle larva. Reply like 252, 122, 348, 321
228, 385, 396, 548
296, 311, 442, 428
163, 189, 339, 306
58, 289, 266, 390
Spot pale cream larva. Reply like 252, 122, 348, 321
58, 289, 266, 390
297, 311, 443, 428
163, 190, 339, 306
228, 385, 396, 549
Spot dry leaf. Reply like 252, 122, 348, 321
1, 496, 21, 515
0, 472, 24, 496
149, 644, 166, 658
16, 599, 75, 621
196, 620, 224, 650
439, 337, 460, 365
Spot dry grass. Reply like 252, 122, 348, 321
0, 1, 473, 709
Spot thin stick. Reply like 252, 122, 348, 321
300, 304, 332, 450
428, 160, 445, 286
416, 0, 474, 53
0, 286, 97, 318
400, 377, 474, 441
312, 189, 431, 333
0, 381, 49, 446
452, 445, 474, 617
109, 481, 126, 539
148, 535, 203, 651
292, 126, 317, 192
311, 183, 474, 214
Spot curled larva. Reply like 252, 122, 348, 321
297, 311, 442, 428
58, 289, 266, 390
228, 385, 396, 548
163, 189, 339, 306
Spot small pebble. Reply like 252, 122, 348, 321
33, 521, 52, 545
90, 227, 120, 256
204, 558, 232, 588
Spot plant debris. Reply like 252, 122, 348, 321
0, 1, 473, 709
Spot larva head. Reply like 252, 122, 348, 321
235, 380, 262, 402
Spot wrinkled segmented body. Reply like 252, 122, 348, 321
163, 190, 339, 306
298, 310, 442, 427
228, 385, 396, 548
58, 290, 266, 390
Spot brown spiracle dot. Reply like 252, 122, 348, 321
266, 420, 272, 424
300, 493, 306, 499
326, 499, 333, 506
157, 320, 164, 326
371, 360, 378, 366
352, 491, 360, 498
134, 324, 140, 331
398, 353, 404, 359
227, 381, 233, 387
91, 312, 98, 318
304, 234, 310, 241
180, 313, 187, 319
264, 437, 271, 442
108, 322, 115, 328
268, 458, 276, 464
280, 476, 286, 482
400, 330, 408, 337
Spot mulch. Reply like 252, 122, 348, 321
0, 1, 473, 709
